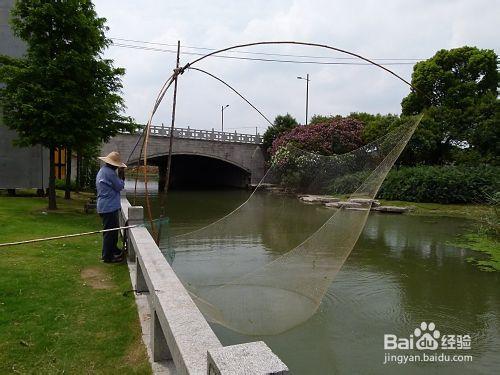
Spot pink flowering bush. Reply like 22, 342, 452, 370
270, 117, 364, 156
269, 117, 366, 192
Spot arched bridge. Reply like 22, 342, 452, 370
102, 126, 266, 190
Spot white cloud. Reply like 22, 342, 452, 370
93, 0, 499, 133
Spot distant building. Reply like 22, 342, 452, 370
0, 0, 50, 190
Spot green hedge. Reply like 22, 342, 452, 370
329, 166, 499, 204
55, 178, 77, 191
379, 165, 499, 203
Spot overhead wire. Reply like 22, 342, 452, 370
111, 37, 423, 62
186, 41, 417, 89
111, 43, 417, 66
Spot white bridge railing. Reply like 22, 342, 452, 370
145, 125, 263, 145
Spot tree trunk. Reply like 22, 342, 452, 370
48, 146, 57, 210
64, 147, 72, 199
75, 151, 82, 193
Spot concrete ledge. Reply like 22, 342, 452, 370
131, 227, 223, 374
208, 342, 289, 375
120, 198, 289, 374
127, 259, 176, 374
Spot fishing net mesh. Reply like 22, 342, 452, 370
161, 115, 422, 335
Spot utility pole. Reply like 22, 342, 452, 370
221, 104, 229, 132
297, 74, 310, 125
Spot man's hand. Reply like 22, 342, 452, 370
118, 167, 125, 180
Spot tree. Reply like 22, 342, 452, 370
401, 46, 499, 164
350, 112, 399, 142
262, 113, 298, 154
309, 114, 341, 125
0, 0, 133, 209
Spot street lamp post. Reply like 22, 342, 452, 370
221, 104, 229, 132
297, 74, 310, 125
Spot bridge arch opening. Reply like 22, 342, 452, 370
151, 154, 251, 190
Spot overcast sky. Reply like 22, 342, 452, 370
93, 0, 499, 134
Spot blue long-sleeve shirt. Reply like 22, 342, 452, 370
96, 165, 125, 214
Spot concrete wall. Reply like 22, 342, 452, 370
0, 0, 23, 57
103, 133, 266, 185
0, 0, 50, 189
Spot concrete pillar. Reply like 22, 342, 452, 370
136, 260, 148, 293
150, 309, 172, 362
207, 341, 289, 374
158, 161, 167, 193
128, 205, 147, 292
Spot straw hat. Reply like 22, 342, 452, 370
98, 151, 127, 168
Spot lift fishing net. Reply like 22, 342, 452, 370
161, 114, 422, 336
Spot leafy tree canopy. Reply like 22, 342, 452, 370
262, 113, 298, 153
0, 0, 134, 208
0, 0, 134, 151
353, 112, 444, 166
309, 114, 341, 125
401, 46, 499, 164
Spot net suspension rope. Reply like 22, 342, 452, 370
132, 40, 424, 239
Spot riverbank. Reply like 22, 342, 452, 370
0, 192, 151, 373
378, 199, 492, 221
380, 200, 499, 271
293, 192, 499, 272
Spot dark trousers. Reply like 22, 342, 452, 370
100, 210, 121, 260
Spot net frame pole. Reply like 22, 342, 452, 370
156, 40, 181, 244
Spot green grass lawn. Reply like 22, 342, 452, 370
378, 199, 492, 221
0, 191, 151, 374
455, 233, 500, 272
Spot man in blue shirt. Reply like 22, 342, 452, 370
96, 151, 127, 263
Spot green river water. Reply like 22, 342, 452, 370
130, 186, 499, 374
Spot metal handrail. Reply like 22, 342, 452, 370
135, 125, 263, 145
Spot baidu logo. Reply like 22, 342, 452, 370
414, 321, 440, 350
383, 322, 472, 365
384, 321, 471, 351
383, 322, 473, 365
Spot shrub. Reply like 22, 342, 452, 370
270, 145, 328, 192
55, 179, 77, 191
377, 165, 499, 203
328, 171, 370, 195
270, 117, 364, 156
327, 166, 499, 203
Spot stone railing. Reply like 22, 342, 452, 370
146, 125, 263, 145
119, 196, 288, 375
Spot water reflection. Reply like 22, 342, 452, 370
130, 188, 500, 374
